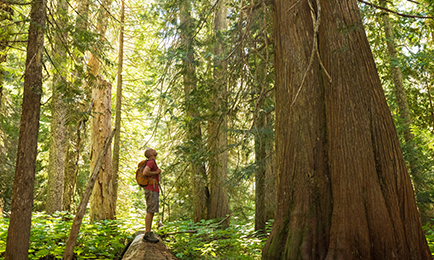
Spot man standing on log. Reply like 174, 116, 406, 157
142, 148, 161, 243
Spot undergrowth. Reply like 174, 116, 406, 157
0, 212, 269, 259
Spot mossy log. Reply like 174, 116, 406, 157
121, 233, 178, 260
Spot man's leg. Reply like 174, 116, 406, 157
145, 212, 154, 233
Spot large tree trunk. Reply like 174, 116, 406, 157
88, 0, 115, 221
208, 0, 229, 221
4, 0, 47, 258
112, 0, 125, 212
46, 0, 68, 214
262, 0, 431, 259
179, 0, 208, 222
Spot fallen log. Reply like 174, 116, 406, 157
121, 233, 178, 260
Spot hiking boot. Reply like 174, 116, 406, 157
143, 232, 159, 243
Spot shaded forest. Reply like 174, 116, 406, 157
1, 0, 434, 259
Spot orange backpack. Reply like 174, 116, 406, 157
135, 160, 158, 187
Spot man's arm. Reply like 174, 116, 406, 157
143, 166, 161, 177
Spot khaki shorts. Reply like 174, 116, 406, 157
144, 188, 159, 213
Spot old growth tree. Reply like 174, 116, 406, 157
262, 0, 431, 259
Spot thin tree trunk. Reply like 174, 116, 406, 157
4, 0, 47, 258
262, 0, 431, 259
379, 0, 427, 223
62, 0, 90, 212
254, 107, 266, 232
179, 0, 208, 222
88, 0, 115, 222
63, 142, 79, 212
63, 129, 115, 260
208, 0, 229, 221
112, 0, 125, 212
46, 0, 68, 214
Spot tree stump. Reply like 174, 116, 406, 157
121, 233, 178, 260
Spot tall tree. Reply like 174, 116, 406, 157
88, 0, 115, 221
62, 0, 90, 212
46, 0, 69, 214
112, 0, 125, 212
208, 0, 229, 220
378, 0, 427, 222
5, 0, 47, 258
179, 0, 208, 222
262, 0, 431, 259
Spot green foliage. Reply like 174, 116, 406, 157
159, 217, 271, 259
0, 212, 133, 259
423, 224, 434, 257
0, 212, 270, 259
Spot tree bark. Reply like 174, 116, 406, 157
63, 141, 79, 212
112, 0, 125, 213
179, 0, 208, 222
4, 0, 47, 258
262, 0, 431, 259
63, 129, 115, 260
62, 0, 90, 213
254, 106, 266, 232
90, 77, 114, 221
88, 0, 115, 221
208, 0, 229, 221
46, 0, 68, 214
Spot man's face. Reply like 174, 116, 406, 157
152, 150, 158, 158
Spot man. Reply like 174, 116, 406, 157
141, 148, 161, 243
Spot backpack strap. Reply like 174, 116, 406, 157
138, 160, 148, 175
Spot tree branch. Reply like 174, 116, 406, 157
358, 0, 434, 19
0, 0, 31, 5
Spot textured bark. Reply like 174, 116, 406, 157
262, 0, 431, 259
180, 0, 208, 222
254, 108, 266, 232
46, 0, 68, 214
90, 77, 114, 221
208, 0, 229, 221
88, 0, 115, 221
112, 0, 125, 217
63, 130, 115, 260
4, 0, 46, 258
63, 142, 79, 212
264, 132, 275, 221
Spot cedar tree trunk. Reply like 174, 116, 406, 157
180, 0, 208, 222
208, 0, 229, 221
262, 0, 431, 259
